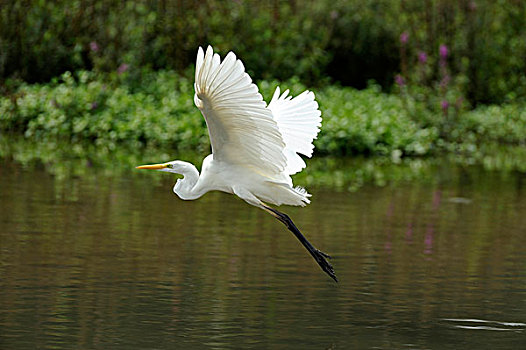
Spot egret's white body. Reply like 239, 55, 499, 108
170, 154, 308, 206
138, 46, 336, 281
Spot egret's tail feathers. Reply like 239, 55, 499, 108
261, 180, 311, 206
294, 186, 311, 206
294, 186, 311, 197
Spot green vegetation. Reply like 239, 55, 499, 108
1, 1, 525, 181
1, 70, 208, 152
1, 70, 525, 163
1, 0, 525, 105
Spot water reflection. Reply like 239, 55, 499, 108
1, 159, 525, 349
2, 135, 526, 190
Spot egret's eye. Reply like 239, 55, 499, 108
166, 163, 174, 169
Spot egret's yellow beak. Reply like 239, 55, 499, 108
136, 163, 169, 170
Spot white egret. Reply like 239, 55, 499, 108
137, 46, 337, 282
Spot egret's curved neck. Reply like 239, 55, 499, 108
172, 162, 204, 200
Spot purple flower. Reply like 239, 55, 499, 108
117, 63, 129, 74
441, 100, 449, 111
330, 10, 339, 20
91, 101, 98, 110
400, 31, 409, 45
439, 44, 448, 59
89, 41, 99, 52
395, 74, 405, 87
418, 51, 428, 63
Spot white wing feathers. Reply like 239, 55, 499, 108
267, 87, 322, 175
194, 46, 321, 177
194, 46, 287, 175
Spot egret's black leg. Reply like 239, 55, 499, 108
263, 205, 338, 282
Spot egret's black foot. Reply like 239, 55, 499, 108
263, 205, 338, 282
312, 248, 338, 282
316, 249, 332, 259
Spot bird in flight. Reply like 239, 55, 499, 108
137, 46, 337, 282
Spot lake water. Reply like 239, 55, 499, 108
0, 158, 525, 349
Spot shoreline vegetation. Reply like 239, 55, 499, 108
1, 1, 525, 189
1, 69, 525, 156
1, 70, 525, 190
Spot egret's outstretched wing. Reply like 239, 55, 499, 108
267, 87, 322, 175
194, 46, 287, 175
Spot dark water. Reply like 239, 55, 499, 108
1, 160, 525, 349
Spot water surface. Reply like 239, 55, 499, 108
1, 159, 525, 349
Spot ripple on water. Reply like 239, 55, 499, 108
443, 318, 525, 332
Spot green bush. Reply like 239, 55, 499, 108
1, 70, 208, 152
315, 85, 437, 156
457, 104, 526, 145
2, 70, 524, 158
0, 1, 332, 85
1, 0, 524, 104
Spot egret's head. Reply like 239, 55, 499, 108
136, 160, 187, 174
136, 160, 200, 199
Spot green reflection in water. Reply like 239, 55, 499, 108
1, 135, 526, 191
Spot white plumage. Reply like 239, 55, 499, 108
190, 46, 322, 207
194, 46, 287, 176
137, 46, 336, 281
268, 87, 322, 175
